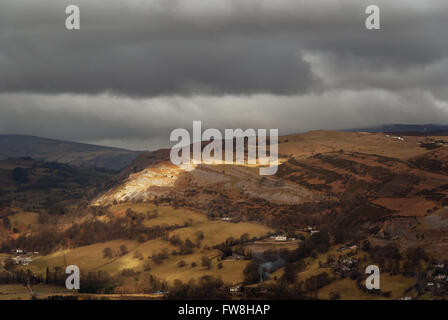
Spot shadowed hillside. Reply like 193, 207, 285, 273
0, 157, 115, 211
0, 135, 142, 170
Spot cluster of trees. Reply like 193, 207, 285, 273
280, 261, 305, 284
124, 208, 158, 224
43, 266, 71, 287
151, 248, 169, 264
166, 235, 196, 255
243, 261, 260, 284
304, 272, 331, 296
242, 231, 331, 286
102, 245, 128, 259
213, 233, 254, 258
364, 242, 428, 277
243, 282, 306, 299
244, 269, 331, 299
402, 247, 428, 277
114, 272, 168, 294
167, 276, 230, 299
0, 269, 42, 285
206, 195, 237, 219
328, 199, 393, 244
2, 215, 183, 254
0, 266, 114, 294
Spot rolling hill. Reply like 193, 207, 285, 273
93, 130, 448, 257
346, 123, 448, 134
0, 157, 116, 211
3, 128, 448, 300
0, 135, 142, 170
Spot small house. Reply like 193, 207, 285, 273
230, 285, 242, 293
274, 236, 287, 242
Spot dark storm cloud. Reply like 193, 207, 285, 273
0, 38, 317, 96
0, 0, 448, 149
0, 0, 447, 97
0, 0, 320, 96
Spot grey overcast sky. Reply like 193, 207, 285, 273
0, 0, 447, 150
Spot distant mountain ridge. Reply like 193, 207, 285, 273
345, 124, 448, 134
0, 135, 143, 170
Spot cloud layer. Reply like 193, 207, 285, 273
0, 0, 447, 149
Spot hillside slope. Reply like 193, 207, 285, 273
94, 130, 448, 256
0, 157, 115, 210
0, 135, 142, 170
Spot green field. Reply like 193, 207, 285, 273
0, 284, 70, 300
16, 203, 272, 285
110, 203, 208, 226
111, 202, 273, 249
317, 274, 415, 300
8, 210, 39, 229
147, 250, 249, 284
